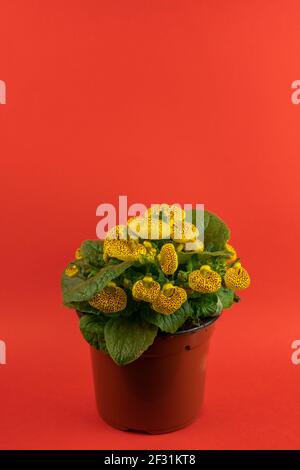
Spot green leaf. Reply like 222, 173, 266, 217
200, 250, 230, 257
142, 301, 190, 333
217, 287, 235, 309
80, 239, 104, 266
66, 301, 102, 314
61, 272, 85, 306
191, 293, 222, 318
104, 315, 158, 365
203, 211, 230, 251
187, 209, 230, 252
80, 314, 109, 351
62, 261, 133, 303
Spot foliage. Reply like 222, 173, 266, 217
61, 206, 249, 365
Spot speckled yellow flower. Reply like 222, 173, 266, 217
172, 221, 199, 243
64, 264, 79, 277
149, 219, 171, 240
158, 243, 178, 275
88, 282, 127, 313
145, 203, 185, 226
127, 217, 147, 239
75, 248, 83, 260
188, 265, 221, 293
104, 238, 146, 261
224, 262, 250, 290
152, 283, 187, 315
104, 225, 146, 261
132, 276, 161, 302
128, 216, 171, 240
225, 242, 237, 264
106, 225, 129, 240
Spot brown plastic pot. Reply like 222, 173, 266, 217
89, 317, 218, 434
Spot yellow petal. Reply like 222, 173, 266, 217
188, 267, 221, 293
89, 286, 127, 313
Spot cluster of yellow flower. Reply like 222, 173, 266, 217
133, 278, 187, 315
65, 205, 250, 316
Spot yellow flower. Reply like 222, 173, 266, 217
167, 204, 186, 223
159, 243, 178, 275
127, 217, 147, 239
106, 224, 129, 240
172, 221, 199, 243
132, 276, 161, 302
128, 216, 170, 240
104, 238, 146, 261
152, 283, 187, 315
184, 239, 204, 253
224, 262, 250, 290
188, 265, 221, 293
104, 225, 146, 261
88, 282, 127, 313
64, 264, 79, 277
225, 242, 237, 264
75, 248, 83, 260
135, 204, 186, 239
149, 219, 171, 240
143, 241, 157, 261
144, 204, 185, 225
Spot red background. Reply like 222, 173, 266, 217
1, 0, 300, 450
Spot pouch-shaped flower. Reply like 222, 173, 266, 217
159, 243, 178, 275
89, 283, 127, 313
128, 216, 171, 240
132, 276, 160, 302
172, 221, 199, 243
145, 204, 185, 225
188, 265, 221, 293
152, 284, 187, 315
224, 262, 250, 290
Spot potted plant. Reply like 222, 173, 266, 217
61, 206, 250, 434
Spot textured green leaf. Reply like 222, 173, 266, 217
217, 287, 235, 309
61, 272, 86, 306
80, 314, 109, 351
80, 239, 104, 266
104, 315, 158, 365
62, 261, 133, 303
203, 211, 230, 251
187, 209, 230, 252
142, 301, 190, 333
191, 293, 223, 318
66, 300, 102, 314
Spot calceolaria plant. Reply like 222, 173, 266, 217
61, 206, 250, 365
